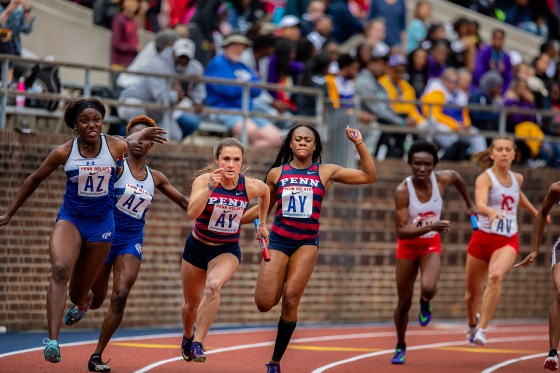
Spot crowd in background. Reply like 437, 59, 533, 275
5, 0, 560, 165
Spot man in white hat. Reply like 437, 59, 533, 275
278, 15, 301, 42
204, 33, 282, 147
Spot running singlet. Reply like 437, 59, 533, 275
62, 134, 116, 219
113, 159, 155, 235
405, 172, 442, 238
271, 162, 325, 240
477, 169, 519, 237
194, 174, 249, 243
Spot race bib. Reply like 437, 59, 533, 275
208, 204, 243, 233
490, 211, 518, 236
116, 184, 153, 219
413, 214, 438, 238
281, 186, 313, 218
78, 166, 112, 197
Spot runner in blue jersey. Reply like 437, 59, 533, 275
180, 137, 270, 363
243, 123, 376, 373
0, 98, 167, 364
75, 115, 187, 372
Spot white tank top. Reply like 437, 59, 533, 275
478, 168, 519, 237
405, 172, 443, 238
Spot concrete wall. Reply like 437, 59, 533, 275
0, 129, 555, 331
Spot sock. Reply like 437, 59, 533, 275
550, 349, 558, 357
271, 318, 297, 362
420, 298, 430, 310
396, 342, 406, 351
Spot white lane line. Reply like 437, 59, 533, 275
310, 335, 548, 373
481, 352, 548, 373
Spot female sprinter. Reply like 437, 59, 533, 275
391, 140, 476, 365
245, 123, 376, 373
181, 137, 270, 363
465, 136, 541, 346
0, 98, 167, 363
84, 115, 189, 372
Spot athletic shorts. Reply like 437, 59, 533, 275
467, 230, 519, 263
268, 231, 319, 257
105, 234, 143, 264
182, 233, 241, 271
396, 234, 441, 261
551, 237, 560, 269
56, 206, 115, 243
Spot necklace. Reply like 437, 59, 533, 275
79, 139, 95, 152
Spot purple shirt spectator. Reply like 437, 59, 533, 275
473, 44, 513, 94
427, 55, 445, 80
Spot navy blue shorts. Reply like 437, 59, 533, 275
56, 206, 115, 243
268, 231, 319, 257
105, 230, 144, 264
182, 233, 241, 271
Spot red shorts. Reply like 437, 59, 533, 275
396, 234, 441, 261
467, 230, 519, 263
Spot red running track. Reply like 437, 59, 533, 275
0, 322, 550, 372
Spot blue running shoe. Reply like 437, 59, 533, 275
266, 362, 281, 373
190, 342, 206, 362
391, 347, 406, 365
64, 304, 89, 326
418, 301, 432, 327
181, 335, 194, 362
43, 338, 61, 363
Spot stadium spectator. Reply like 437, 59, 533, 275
405, 1, 431, 54
306, 15, 332, 51
284, 0, 308, 18
300, 0, 327, 36
168, 0, 196, 27
111, 0, 145, 70
407, 47, 429, 99
93, 0, 121, 29
368, 0, 406, 49
294, 52, 331, 117
448, 17, 478, 71
473, 29, 513, 95
469, 70, 504, 132
341, 18, 390, 61
188, 0, 226, 66
356, 51, 413, 158
144, 0, 162, 32
420, 22, 446, 51
204, 33, 282, 147
0, 0, 35, 56
328, 0, 364, 44
540, 40, 558, 79
118, 38, 205, 140
421, 68, 487, 160
427, 39, 449, 80
379, 54, 427, 128
277, 15, 301, 42
335, 53, 374, 123
266, 38, 302, 114
501, 0, 549, 37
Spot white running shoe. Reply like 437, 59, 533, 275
544, 355, 559, 371
466, 313, 480, 345
473, 328, 486, 346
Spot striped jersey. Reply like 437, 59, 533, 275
271, 162, 325, 240
405, 172, 442, 238
62, 134, 116, 219
478, 168, 519, 237
113, 159, 155, 236
194, 174, 249, 243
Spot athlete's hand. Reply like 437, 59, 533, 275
208, 168, 223, 189
431, 220, 450, 233
0, 213, 11, 227
141, 127, 168, 144
514, 251, 538, 267
256, 222, 269, 244
487, 209, 502, 226
345, 126, 363, 144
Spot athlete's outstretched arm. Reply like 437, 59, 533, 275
0, 143, 70, 226
152, 170, 189, 211
327, 128, 376, 187
515, 182, 560, 267
247, 178, 271, 242
240, 167, 279, 224
187, 170, 221, 220
446, 170, 476, 214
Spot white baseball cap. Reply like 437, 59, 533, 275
278, 15, 300, 29
173, 39, 195, 58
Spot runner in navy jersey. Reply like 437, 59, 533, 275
391, 140, 476, 365
243, 123, 376, 373
0, 98, 167, 364
180, 137, 270, 363
78, 115, 189, 372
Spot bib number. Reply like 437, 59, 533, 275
116, 184, 153, 219
281, 186, 313, 218
209, 204, 243, 233
490, 211, 517, 236
413, 215, 437, 238
78, 166, 112, 197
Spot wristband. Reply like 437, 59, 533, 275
207, 183, 215, 191
355, 141, 364, 147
